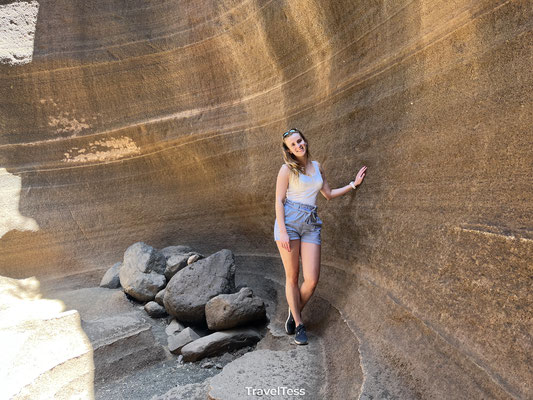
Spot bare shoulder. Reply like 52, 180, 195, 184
278, 164, 290, 175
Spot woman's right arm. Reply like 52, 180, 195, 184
275, 165, 291, 252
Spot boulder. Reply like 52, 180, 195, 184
119, 242, 167, 302
164, 252, 196, 280
205, 287, 266, 330
180, 328, 261, 362
167, 327, 201, 354
144, 301, 168, 318
165, 319, 186, 336
163, 249, 236, 324
155, 289, 165, 306
100, 262, 122, 289
160, 245, 194, 260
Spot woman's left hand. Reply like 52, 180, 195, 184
354, 165, 367, 186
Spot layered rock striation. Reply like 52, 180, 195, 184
1, 1, 531, 398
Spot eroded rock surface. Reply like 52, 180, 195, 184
84, 313, 166, 382
0, 276, 93, 400
208, 348, 323, 400
0, 1, 40, 66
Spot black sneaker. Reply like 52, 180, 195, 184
294, 324, 308, 345
285, 307, 296, 335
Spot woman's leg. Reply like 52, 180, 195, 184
299, 242, 321, 311
275, 239, 303, 326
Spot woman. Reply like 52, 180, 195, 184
274, 128, 367, 345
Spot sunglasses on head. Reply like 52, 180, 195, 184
283, 128, 299, 138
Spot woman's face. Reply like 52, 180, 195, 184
284, 133, 307, 157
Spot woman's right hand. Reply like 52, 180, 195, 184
354, 165, 367, 186
279, 231, 291, 252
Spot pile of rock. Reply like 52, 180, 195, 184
100, 242, 267, 361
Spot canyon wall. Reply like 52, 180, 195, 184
1, 0, 531, 397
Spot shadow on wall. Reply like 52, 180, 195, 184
0, 274, 94, 399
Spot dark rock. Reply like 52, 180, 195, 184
119, 242, 167, 302
205, 287, 266, 330
160, 246, 194, 260
164, 252, 196, 280
155, 288, 165, 306
100, 262, 122, 289
163, 249, 236, 324
165, 318, 186, 336
180, 328, 261, 362
126, 242, 166, 274
168, 327, 201, 354
144, 301, 168, 318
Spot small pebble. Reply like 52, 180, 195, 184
187, 254, 201, 265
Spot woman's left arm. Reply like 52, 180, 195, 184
319, 163, 367, 200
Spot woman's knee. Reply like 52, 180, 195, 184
285, 275, 299, 287
303, 277, 319, 291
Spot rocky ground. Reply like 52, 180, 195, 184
41, 256, 328, 400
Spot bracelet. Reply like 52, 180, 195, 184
350, 181, 357, 190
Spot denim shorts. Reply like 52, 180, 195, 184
274, 199, 323, 245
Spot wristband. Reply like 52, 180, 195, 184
350, 181, 357, 190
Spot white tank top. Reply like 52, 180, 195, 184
286, 160, 324, 206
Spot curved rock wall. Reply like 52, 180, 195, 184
1, 0, 531, 397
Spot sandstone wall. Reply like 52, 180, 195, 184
1, 0, 531, 397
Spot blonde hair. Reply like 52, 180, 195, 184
281, 128, 311, 176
